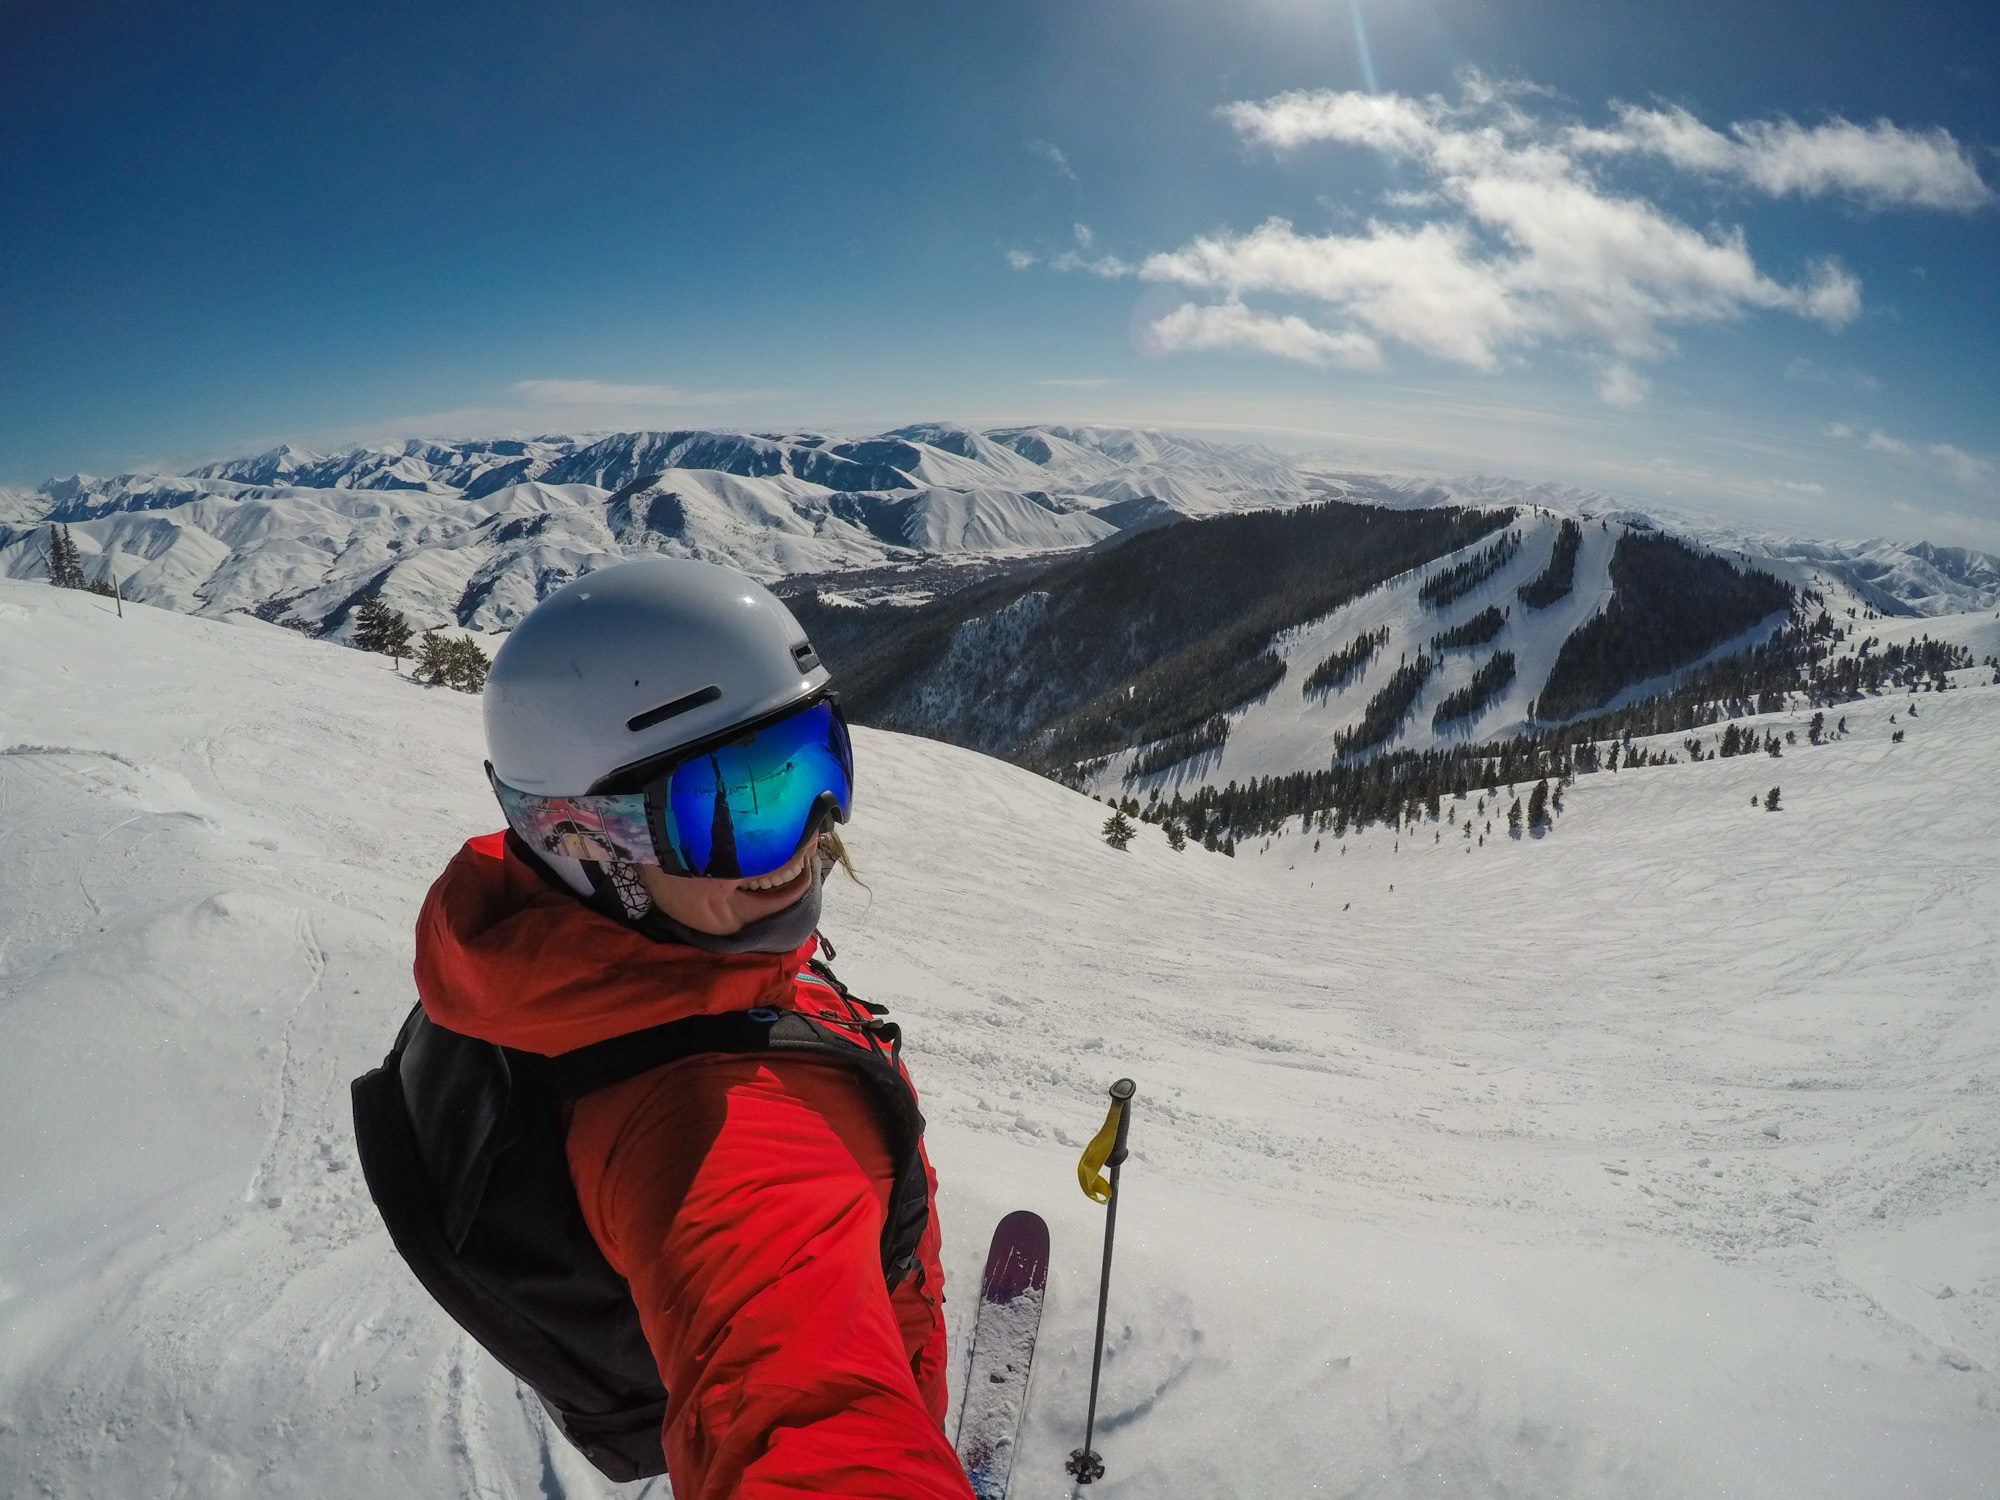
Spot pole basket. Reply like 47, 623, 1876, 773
1066, 1448, 1106, 1484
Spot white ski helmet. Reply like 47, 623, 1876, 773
483, 556, 835, 896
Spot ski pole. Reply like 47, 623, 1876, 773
1067, 1077, 1135, 1486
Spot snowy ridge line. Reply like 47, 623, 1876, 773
8, 433, 1999, 647
0, 425, 1314, 637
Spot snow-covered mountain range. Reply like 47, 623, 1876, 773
4, 578, 1997, 1498
4, 428, 1996, 642
0, 427, 1306, 634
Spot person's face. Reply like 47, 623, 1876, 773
634, 840, 818, 935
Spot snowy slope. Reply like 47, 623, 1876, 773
1091, 502, 2000, 802
2, 578, 1997, 1498
1093, 511, 1634, 796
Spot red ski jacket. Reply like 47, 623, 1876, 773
413, 832, 973, 1500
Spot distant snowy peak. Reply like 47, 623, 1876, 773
1719, 534, 2000, 618
193, 436, 576, 496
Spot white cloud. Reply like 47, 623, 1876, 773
511, 379, 696, 406
1785, 358, 1881, 392
1054, 76, 1890, 393
1029, 139, 1076, 181
1597, 363, 1649, 407
1825, 422, 1853, 439
1220, 88, 1444, 155
1772, 479, 1827, 495
1034, 376, 1119, 388
1573, 105, 1993, 211
1049, 248, 1133, 277
1148, 300, 1384, 368
1005, 248, 1038, 270
1847, 429, 1996, 491
1929, 443, 1995, 487
1073, 223, 1095, 249
1140, 218, 1523, 368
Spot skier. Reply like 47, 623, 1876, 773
410, 558, 972, 1499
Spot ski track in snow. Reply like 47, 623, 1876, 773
2, 580, 1999, 1498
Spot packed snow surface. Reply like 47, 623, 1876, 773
2, 579, 1998, 1497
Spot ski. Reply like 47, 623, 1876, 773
954, 1209, 1050, 1500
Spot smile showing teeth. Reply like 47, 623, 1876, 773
739, 852, 808, 892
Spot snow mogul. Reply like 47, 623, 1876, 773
352, 557, 973, 1498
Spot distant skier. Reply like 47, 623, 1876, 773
410, 559, 970, 1498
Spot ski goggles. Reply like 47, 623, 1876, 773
489, 693, 852, 881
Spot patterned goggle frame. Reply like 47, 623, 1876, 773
491, 695, 853, 881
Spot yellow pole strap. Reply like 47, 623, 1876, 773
1077, 1093, 1128, 1203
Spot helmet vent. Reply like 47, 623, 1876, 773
791, 642, 820, 672
627, 685, 722, 734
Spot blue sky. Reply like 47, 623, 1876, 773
3, 0, 1995, 544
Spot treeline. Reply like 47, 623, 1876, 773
1127, 713, 1229, 779
1120, 603, 1975, 844
1517, 518, 1582, 609
1303, 626, 1388, 700
1812, 634, 1972, 699
1430, 606, 1504, 652
1334, 654, 1432, 757
1535, 532, 1793, 721
794, 498, 1517, 773
1433, 651, 1516, 727
1419, 531, 1520, 610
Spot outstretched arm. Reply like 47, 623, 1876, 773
567, 1055, 972, 1500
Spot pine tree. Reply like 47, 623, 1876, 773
1528, 778, 1550, 829
1165, 820, 1187, 851
1101, 810, 1136, 850
354, 597, 414, 664
444, 637, 491, 693
1507, 796, 1522, 834
1765, 786, 1781, 812
413, 630, 453, 685
45, 524, 85, 589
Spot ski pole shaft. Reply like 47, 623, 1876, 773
1069, 1077, 1135, 1485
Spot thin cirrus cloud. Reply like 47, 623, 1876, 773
1837, 425, 1996, 489
1029, 138, 1076, 182
512, 379, 703, 406
1034, 74, 1987, 407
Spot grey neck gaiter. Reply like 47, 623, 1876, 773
594, 850, 828, 956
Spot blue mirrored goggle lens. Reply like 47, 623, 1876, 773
655, 699, 853, 879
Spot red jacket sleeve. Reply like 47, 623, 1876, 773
566, 1053, 972, 1500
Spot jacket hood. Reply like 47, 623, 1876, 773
413, 831, 819, 1055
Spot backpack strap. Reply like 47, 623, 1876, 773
534, 981, 931, 1289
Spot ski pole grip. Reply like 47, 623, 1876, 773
1107, 1078, 1135, 1167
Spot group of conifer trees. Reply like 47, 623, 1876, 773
1418, 531, 1521, 610
41, 523, 119, 599
1302, 625, 1388, 701
1429, 606, 1505, 652
1433, 651, 1517, 727
352, 596, 490, 693
1334, 654, 1434, 756
1516, 518, 1582, 609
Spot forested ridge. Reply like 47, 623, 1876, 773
792, 499, 1514, 766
